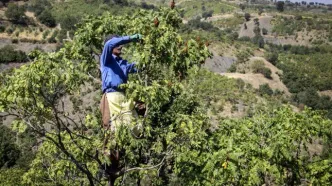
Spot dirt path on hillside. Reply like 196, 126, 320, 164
220, 57, 290, 96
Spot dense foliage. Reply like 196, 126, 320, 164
0, 45, 27, 63
5, 2, 26, 24
0, 3, 331, 186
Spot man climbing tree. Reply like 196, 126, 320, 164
99, 34, 144, 183
100, 34, 142, 132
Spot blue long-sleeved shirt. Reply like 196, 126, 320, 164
100, 36, 136, 93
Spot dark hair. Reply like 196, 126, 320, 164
104, 34, 118, 44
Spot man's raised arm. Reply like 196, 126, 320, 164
105, 34, 142, 52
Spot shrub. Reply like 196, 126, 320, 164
253, 26, 261, 35
262, 28, 268, 35
244, 13, 250, 21
228, 63, 237, 72
5, 3, 26, 24
57, 29, 67, 43
265, 52, 278, 65
236, 50, 251, 63
37, 10, 56, 27
252, 35, 265, 48
42, 30, 50, 39
0, 25, 5, 33
0, 45, 27, 63
187, 17, 215, 31
11, 38, 19, 43
6, 26, 14, 35
58, 15, 78, 30
238, 36, 251, 42
202, 10, 213, 19
260, 67, 272, 79
252, 60, 272, 79
27, 0, 52, 16
259, 83, 273, 96
14, 31, 19, 37
276, 1, 285, 12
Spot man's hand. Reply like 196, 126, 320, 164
130, 34, 143, 41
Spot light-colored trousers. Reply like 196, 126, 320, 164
106, 92, 141, 135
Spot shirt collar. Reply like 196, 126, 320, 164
112, 54, 122, 61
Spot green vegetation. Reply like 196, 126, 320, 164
276, 1, 285, 12
251, 60, 272, 79
271, 15, 332, 42
259, 83, 273, 96
0, 1, 331, 185
5, 3, 26, 24
186, 69, 256, 115
213, 15, 244, 30
180, 0, 236, 18
0, 45, 27, 63
278, 53, 332, 92
37, 9, 56, 27
272, 50, 332, 118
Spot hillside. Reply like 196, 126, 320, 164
0, 0, 331, 185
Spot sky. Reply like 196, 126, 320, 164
282, 0, 332, 4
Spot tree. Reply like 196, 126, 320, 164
262, 27, 268, 35
265, 52, 278, 65
0, 45, 27, 63
258, 83, 273, 95
244, 13, 250, 21
27, 0, 52, 16
5, 3, 26, 24
0, 7, 211, 186
276, 1, 285, 12
253, 26, 261, 35
37, 10, 56, 27
202, 10, 213, 19
239, 3, 245, 11
254, 18, 260, 26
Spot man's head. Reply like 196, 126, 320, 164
112, 45, 123, 57
104, 34, 123, 57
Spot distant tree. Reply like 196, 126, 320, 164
253, 26, 261, 35
254, 18, 260, 26
5, 3, 26, 24
28, 0, 52, 16
113, 0, 128, 5
244, 13, 250, 21
265, 52, 278, 65
262, 28, 268, 35
239, 3, 245, 11
202, 10, 213, 19
276, 1, 285, 12
259, 83, 273, 96
37, 10, 56, 27
141, 2, 155, 10
0, 45, 27, 63
59, 15, 78, 30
